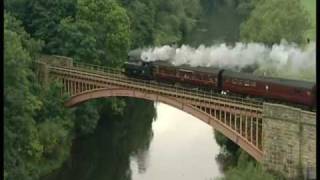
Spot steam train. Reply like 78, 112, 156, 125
123, 50, 316, 108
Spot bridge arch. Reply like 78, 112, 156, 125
65, 87, 263, 161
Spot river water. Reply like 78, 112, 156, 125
130, 103, 223, 180
43, 100, 224, 180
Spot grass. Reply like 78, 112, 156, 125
301, 0, 316, 40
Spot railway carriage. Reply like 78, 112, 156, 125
152, 61, 220, 89
221, 70, 316, 106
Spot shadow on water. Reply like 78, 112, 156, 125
42, 98, 156, 180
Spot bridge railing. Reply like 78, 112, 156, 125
72, 61, 124, 74
41, 59, 263, 109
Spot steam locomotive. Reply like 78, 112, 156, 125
123, 50, 316, 108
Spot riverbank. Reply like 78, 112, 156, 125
213, 130, 285, 180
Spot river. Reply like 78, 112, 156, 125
42, 99, 224, 180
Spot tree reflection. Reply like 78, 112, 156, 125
133, 148, 149, 174
42, 98, 156, 180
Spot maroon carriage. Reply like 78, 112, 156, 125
152, 61, 220, 89
221, 70, 316, 106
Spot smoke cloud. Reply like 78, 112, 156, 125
140, 41, 316, 81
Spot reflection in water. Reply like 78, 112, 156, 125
130, 103, 223, 180
42, 98, 156, 180
42, 99, 223, 180
132, 148, 150, 174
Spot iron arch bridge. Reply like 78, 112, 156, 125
36, 55, 265, 161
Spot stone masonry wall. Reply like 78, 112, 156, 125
300, 111, 316, 179
36, 62, 49, 88
262, 103, 316, 179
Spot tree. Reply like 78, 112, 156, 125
214, 130, 239, 154
55, 17, 100, 63
235, 0, 255, 17
76, 0, 131, 67
120, 0, 156, 48
153, 0, 201, 45
4, 13, 77, 180
5, 0, 77, 54
4, 13, 43, 180
240, 0, 311, 45
217, 161, 279, 180
74, 101, 100, 136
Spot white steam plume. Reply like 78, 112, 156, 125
141, 41, 316, 81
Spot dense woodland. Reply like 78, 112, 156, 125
4, 0, 313, 179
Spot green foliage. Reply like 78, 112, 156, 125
120, 0, 156, 48
301, 0, 316, 40
5, 0, 77, 54
215, 149, 279, 180
214, 130, 241, 170
216, 161, 278, 180
96, 97, 127, 121
48, 0, 131, 67
75, 0, 131, 67
36, 120, 73, 174
200, 0, 217, 13
123, 99, 156, 154
4, 13, 75, 180
38, 121, 68, 157
185, 0, 249, 45
153, 0, 201, 45
5, 7, 131, 180
55, 18, 99, 63
240, 0, 311, 45
5, 0, 130, 67
6, 0, 202, 63
4, 13, 44, 180
120, 0, 201, 47
236, 149, 254, 167
235, 0, 254, 17
74, 101, 100, 136
109, 98, 127, 115
214, 130, 239, 155
43, 98, 156, 180
34, 81, 74, 127
214, 133, 283, 180
4, 0, 200, 179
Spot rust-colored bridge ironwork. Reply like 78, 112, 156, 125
36, 55, 265, 161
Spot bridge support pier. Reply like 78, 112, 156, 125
35, 61, 49, 88
262, 103, 316, 179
